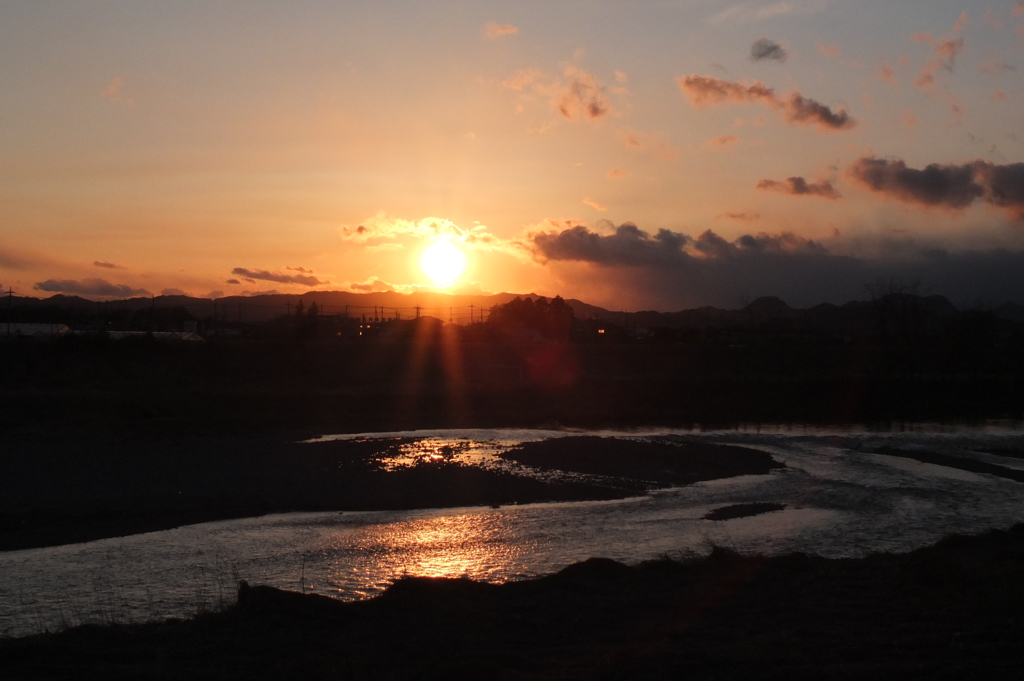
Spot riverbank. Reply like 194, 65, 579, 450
2, 523, 1022, 679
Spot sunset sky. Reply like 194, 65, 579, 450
2, 0, 1023, 310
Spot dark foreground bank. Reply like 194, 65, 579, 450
3, 524, 1023, 680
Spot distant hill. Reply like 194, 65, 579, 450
10, 289, 1020, 339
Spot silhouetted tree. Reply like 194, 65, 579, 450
490, 295, 575, 339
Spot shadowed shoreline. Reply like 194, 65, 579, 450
2, 524, 1022, 679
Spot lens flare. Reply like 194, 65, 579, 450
420, 240, 466, 286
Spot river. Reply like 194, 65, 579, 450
2, 424, 1023, 637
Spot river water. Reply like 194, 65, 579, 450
2, 425, 1024, 637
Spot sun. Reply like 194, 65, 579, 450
420, 240, 466, 287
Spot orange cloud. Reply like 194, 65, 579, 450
339, 213, 530, 260
952, 12, 968, 34
582, 197, 608, 212
606, 168, 627, 180
621, 131, 679, 161
503, 64, 616, 123
556, 65, 613, 121
876, 62, 897, 85
483, 22, 518, 39
816, 41, 840, 58
102, 76, 124, 100
911, 17, 967, 92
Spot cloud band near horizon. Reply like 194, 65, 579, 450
525, 221, 1024, 309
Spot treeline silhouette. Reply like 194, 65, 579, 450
2, 290, 1024, 432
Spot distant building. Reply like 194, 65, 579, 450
2, 323, 70, 339
102, 331, 204, 341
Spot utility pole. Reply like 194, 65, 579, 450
415, 305, 420, 319
470, 304, 475, 324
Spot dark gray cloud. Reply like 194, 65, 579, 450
677, 75, 855, 131
34, 278, 151, 297
92, 261, 122, 269
757, 176, 840, 199
782, 94, 854, 130
848, 157, 1024, 219
975, 162, 1024, 218
527, 222, 1024, 309
231, 267, 325, 286
225, 278, 242, 285
751, 38, 787, 62
530, 223, 823, 269
530, 223, 692, 267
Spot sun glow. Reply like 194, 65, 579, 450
420, 240, 466, 286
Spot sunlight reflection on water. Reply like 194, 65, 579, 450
2, 424, 1024, 637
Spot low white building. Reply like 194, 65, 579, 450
1, 323, 70, 339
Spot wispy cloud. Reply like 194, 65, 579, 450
677, 75, 855, 131
582, 197, 608, 211
876, 62, 897, 86
708, 1, 830, 25
606, 168, 627, 180
912, 15, 968, 91
622, 131, 680, 161
483, 22, 518, 39
716, 212, 761, 222
710, 134, 740, 147
816, 41, 840, 58
977, 54, 1014, 74
102, 76, 124, 100
230, 267, 327, 286
93, 260, 123, 269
